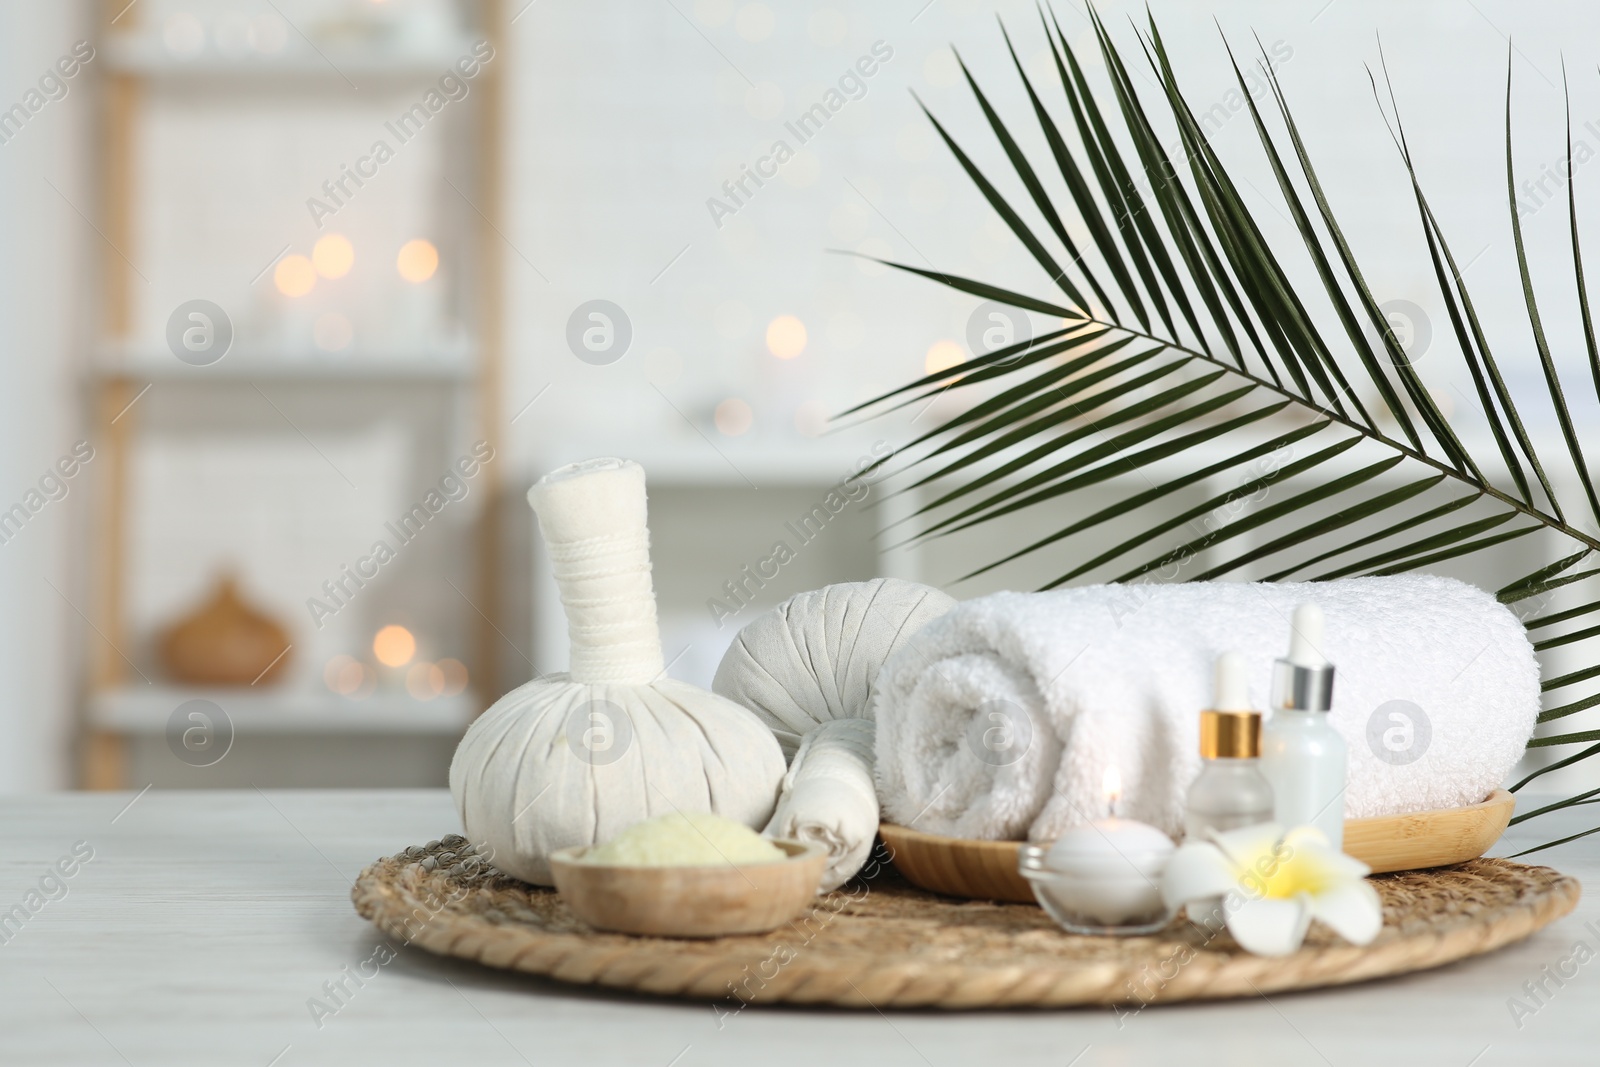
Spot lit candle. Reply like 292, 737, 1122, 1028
1019, 767, 1177, 933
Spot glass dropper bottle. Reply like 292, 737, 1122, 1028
1184, 651, 1275, 840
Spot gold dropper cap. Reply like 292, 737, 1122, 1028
1200, 651, 1261, 758
1199, 710, 1261, 759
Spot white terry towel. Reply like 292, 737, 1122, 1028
874, 575, 1540, 842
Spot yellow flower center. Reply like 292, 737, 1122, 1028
1253, 849, 1331, 899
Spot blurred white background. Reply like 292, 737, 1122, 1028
1, 0, 1596, 795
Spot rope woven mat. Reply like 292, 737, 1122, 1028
351, 837, 1581, 1009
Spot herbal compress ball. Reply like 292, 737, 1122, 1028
450, 458, 786, 885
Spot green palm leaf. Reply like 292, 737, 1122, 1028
849, 8, 1600, 847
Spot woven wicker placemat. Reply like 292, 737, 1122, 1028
351, 837, 1581, 1009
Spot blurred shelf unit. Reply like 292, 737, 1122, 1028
91, 686, 474, 736
91, 686, 473, 790
81, 0, 508, 789
90, 344, 477, 383
100, 34, 484, 82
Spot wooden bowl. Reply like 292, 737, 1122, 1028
548, 839, 827, 938
880, 789, 1518, 903
1343, 789, 1517, 873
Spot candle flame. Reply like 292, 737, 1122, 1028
1103, 765, 1122, 812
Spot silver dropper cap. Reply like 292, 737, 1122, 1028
1269, 603, 1335, 712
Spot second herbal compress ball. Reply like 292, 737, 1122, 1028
714, 578, 956, 889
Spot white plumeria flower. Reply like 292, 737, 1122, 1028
1160, 822, 1382, 957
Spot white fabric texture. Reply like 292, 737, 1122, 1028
714, 579, 959, 754
527, 457, 664, 684
874, 575, 1540, 842
450, 458, 786, 885
763, 717, 880, 891
714, 579, 956, 889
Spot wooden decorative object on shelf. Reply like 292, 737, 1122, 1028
158, 575, 292, 686
879, 790, 1518, 904
352, 838, 1578, 1008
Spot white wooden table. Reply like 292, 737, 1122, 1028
0, 790, 1593, 1066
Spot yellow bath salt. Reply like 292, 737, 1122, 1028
584, 812, 786, 867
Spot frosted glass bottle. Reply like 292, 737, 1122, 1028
1261, 709, 1346, 848
1259, 603, 1347, 849
1185, 757, 1275, 840
1183, 652, 1274, 841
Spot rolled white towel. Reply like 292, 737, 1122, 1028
874, 575, 1540, 842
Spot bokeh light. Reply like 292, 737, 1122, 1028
765, 314, 807, 359
273, 254, 316, 297
735, 3, 775, 42
437, 657, 469, 696
323, 654, 373, 698
924, 339, 966, 376
373, 624, 416, 668
406, 661, 446, 700
248, 15, 287, 53
396, 239, 439, 283
714, 397, 754, 436
163, 13, 205, 56
312, 233, 354, 278
313, 312, 353, 352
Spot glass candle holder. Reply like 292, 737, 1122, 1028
1019, 828, 1175, 936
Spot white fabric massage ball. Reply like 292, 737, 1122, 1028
713, 578, 956, 890
713, 578, 958, 755
449, 458, 787, 886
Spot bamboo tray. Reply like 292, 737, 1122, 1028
879, 789, 1517, 904
351, 836, 1577, 1009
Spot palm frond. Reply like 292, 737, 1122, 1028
1504, 57, 1600, 527
849, 6, 1600, 846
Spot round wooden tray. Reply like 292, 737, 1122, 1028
881, 790, 1517, 904
351, 836, 1578, 1009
